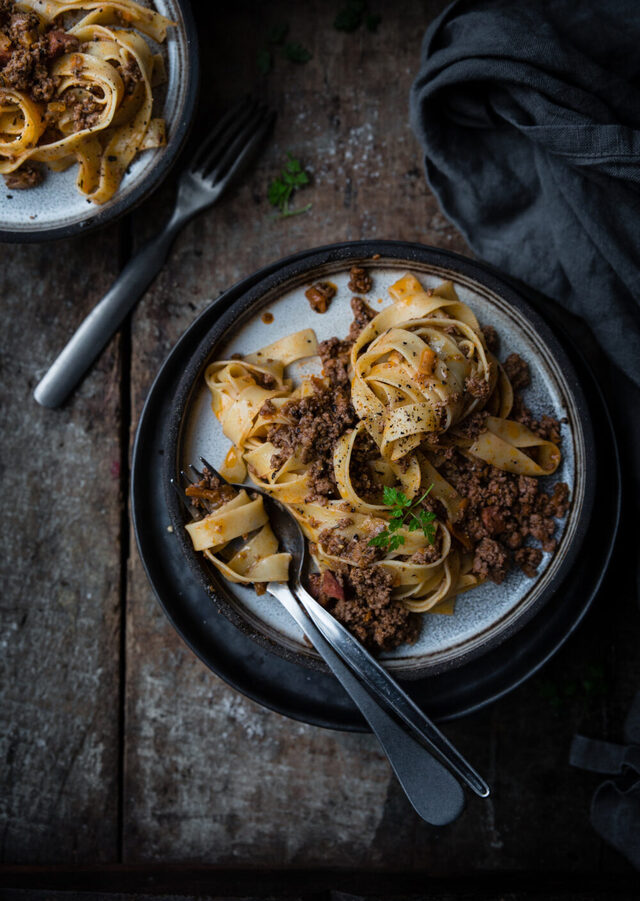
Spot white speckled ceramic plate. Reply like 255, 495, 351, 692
167, 245, 594, 677
0, 0, 198, 242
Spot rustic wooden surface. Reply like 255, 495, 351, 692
1, 0, 639, 895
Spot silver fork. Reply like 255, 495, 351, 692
174, 459, 490, 820
34, 97, 275, 409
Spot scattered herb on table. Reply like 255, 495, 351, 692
257, 48, 272, 75
267, 23, 289, 45
267, 152, 312, 218
365, 13, 381, 32
334, 0, 381, 33
538, 664, 607, 713
368, 485, 436, 552
257, 23, 312, 74
283, 41, 312, 63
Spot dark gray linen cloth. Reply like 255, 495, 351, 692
410, 0, 640, 392
410, 0, 640, 869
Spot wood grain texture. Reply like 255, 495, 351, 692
0, 229, 124, 863
1, 0, 637, 878
122, 0, 638, 874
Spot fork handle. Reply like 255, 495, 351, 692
34, 212, 184, 408
267, 581, 465, 825
295, 583, 490, 799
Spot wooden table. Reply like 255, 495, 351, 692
2, 2, 639, 898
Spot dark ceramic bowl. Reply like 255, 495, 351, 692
0, 0, 198, 243
163, 242, 596, 680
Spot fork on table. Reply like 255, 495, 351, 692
34, 97, 275, 409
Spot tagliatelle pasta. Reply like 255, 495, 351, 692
0, 0, 173, 202
185, 271, 570, 653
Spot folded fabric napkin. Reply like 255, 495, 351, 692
410, 0, 640, 390
570, 690, 640, 869
411, 0, 640, 870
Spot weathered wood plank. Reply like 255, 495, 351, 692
0, 227, 123, 863
122, 0, 637, 873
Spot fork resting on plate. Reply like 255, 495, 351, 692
174, 457, 490, 825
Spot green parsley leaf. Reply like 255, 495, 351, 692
368, 483, 436, 551
334, 0, 365, 32
257, 48, 272, 75
283, 42, 312, 64
267, 23, 289, 44
369, 530, 390, 548
382, 485, 411, 508
365, 13, 381, 32
267, 153, 312, 218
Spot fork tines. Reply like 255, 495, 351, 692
190, 97, 275, 188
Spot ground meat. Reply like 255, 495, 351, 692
318, 336, 351, 386
348, 428, 381, 502
0, 0, 12, 26
7, 8, 39, 47
464, 374, 491, 400
472, 537, 509, 583
317, 527, 382, 568
440, 446, 570, 581
306, 457, 337, 502
0, 32, 11, 65
47, 29, 78, 59
513, 547, 543, 578
503, 353, 531, 391
0, 43, 57, 101
0, 2, 62, 103
453, 411, 488, 440
541, 481, 570, 518
481, 324, 499, 353
269, 379, 356, 467
410, 538, 442, 565
518, 475, 538, 508
118, 55, 141, 95
511, 395, 563, 444
536, 414, 563, 444
309, 562, 420, 652
527, 513, 557, 553
69, 94, 101, 131
3, 162, 43, 189
258, 398, 276, 418
481, 505, 506, 535
253, 369, 277, 389
347, 296, 376, 342
184, 467, 237, 512
305, 281, 336, 314
314, 570, 345, 601
268, 379, 357, 502
347, 265, 372, 294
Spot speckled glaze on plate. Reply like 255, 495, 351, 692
0, 0, 198, 243
165, 244, 596, 679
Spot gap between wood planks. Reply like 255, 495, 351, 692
116, 214, 133, 863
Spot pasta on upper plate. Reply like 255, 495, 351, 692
0, 0, 173, 202
184, 271, 571, 653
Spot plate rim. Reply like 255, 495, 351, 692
0, 0, 199, 244
131, 240, 621, 726
164, 241, 596, 677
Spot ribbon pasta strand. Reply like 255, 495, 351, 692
185, 274, 565, 645
0, 0, 173, 202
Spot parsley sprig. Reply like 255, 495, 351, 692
368, 485, 436, 552
334, 0, 381, 33
268, 152, 312, 218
